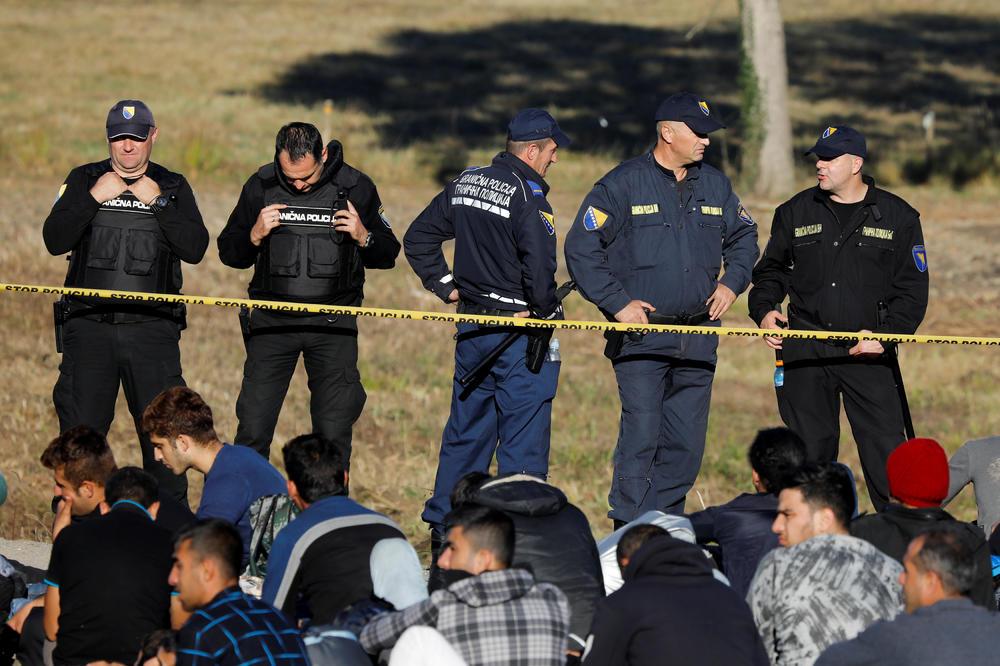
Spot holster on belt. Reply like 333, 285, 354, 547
239, 306, 252, 348
525, 329, 553, 373
53, 298, 69, 353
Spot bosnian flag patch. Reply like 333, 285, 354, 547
539, 211, 555, 236
583, 206, 609, 231
912, 245, 927, 272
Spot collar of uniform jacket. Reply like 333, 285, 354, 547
644, 152, 702, 181
273, 140, 357, 194
812, 173, 878, 206
493, 152, 550, 196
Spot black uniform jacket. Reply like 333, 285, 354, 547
749, 176, 928, 342
217, 140, 399, 304
403, 152, 559, 317
43, 160, 207, 265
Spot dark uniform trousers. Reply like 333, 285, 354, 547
421, 323, 559, 529
611, 356, 715, 519
234, 311, 366, 460
53, 316, 187, 500
778, 340, 906, 511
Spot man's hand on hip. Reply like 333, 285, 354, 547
706, 283, 737, 321
759, 309, 788, 350
615, 300, 655, 324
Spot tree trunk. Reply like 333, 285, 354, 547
739, 0, 794, 198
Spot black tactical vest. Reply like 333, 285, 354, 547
65, 191, 177, 294
255, 168, 361, 302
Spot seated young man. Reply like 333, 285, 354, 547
851, 437, 994, 608
582, 524, 767, 665
361, 505, 570, 665
262, 434, 411, 625
747, 463, 903, 665
452, 472, 604, 655
44, 467, 175, 666
688, 426, 807, 596
171, 519, 309, 666
142, 387, 287, 563
818, 526, 1000, 666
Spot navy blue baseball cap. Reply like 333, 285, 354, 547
655, 92, 725, 134
805, 125, 867, 159
507, 108, 571, 147
106, 100, 155, 140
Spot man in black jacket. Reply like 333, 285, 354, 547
582, 526, 767, 666
43, 100, 208, 501
470, 474, 604, 656
218, 122, 400, 460
851, 437, 994, 608
688, 426, 806, 597
749, 125, 929, 510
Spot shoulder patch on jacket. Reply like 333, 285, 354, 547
378, 204, 391, 229
526, 180, 545, 197
539, 210, 555, 235
912, 245, 928, 272
583, 206, 609, 231
54, 183, 66, 205
737, 202, 755, 226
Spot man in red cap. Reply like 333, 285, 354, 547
851, 437, 994, 608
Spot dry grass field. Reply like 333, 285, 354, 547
1, 0, 999, 550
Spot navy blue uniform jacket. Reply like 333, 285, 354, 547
404, 152, 559, 317
565, 155, 758, 362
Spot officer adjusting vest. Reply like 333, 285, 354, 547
255, 168, 360, 302
65, 190, 177, 294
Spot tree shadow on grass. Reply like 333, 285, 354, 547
259, 13, 1000, 180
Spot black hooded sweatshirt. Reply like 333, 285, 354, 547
583, 535, 768, 666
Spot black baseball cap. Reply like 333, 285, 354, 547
106, 100, 155, 140
507, 108, 571, 147
655, 92, 725, 134
805, 125, 867, 159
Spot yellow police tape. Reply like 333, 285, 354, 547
3, 282, 999, 347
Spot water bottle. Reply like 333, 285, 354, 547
773, 354, 784, 388
546, 337, 561, 362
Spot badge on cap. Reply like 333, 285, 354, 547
539, 211, 555, 236
737, 203, 755, 226
912, 245, 928, 272
583, 206, 609, 231
123, 106, 135, 120
699, 101, 710, 116
822, 126, 837, 139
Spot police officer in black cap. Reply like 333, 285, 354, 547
43, 100, 208, 501
404, 108, 568, 537
218, 122, 400, 460
749, 125, 928, 511
565, 92, 758, 527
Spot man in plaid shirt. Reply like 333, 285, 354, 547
361, 505, 569, 665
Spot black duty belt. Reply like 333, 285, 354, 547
63, 298, 185, 325
456, 302, 521, 317
647, 309, 711, 326
788, 307, 853, 347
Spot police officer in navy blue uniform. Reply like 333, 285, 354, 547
404, 109, 570, 537
749, 126, 928, 511
218, 122, 399, 460
565, 93, 758, 526
43, 100, 208, 502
